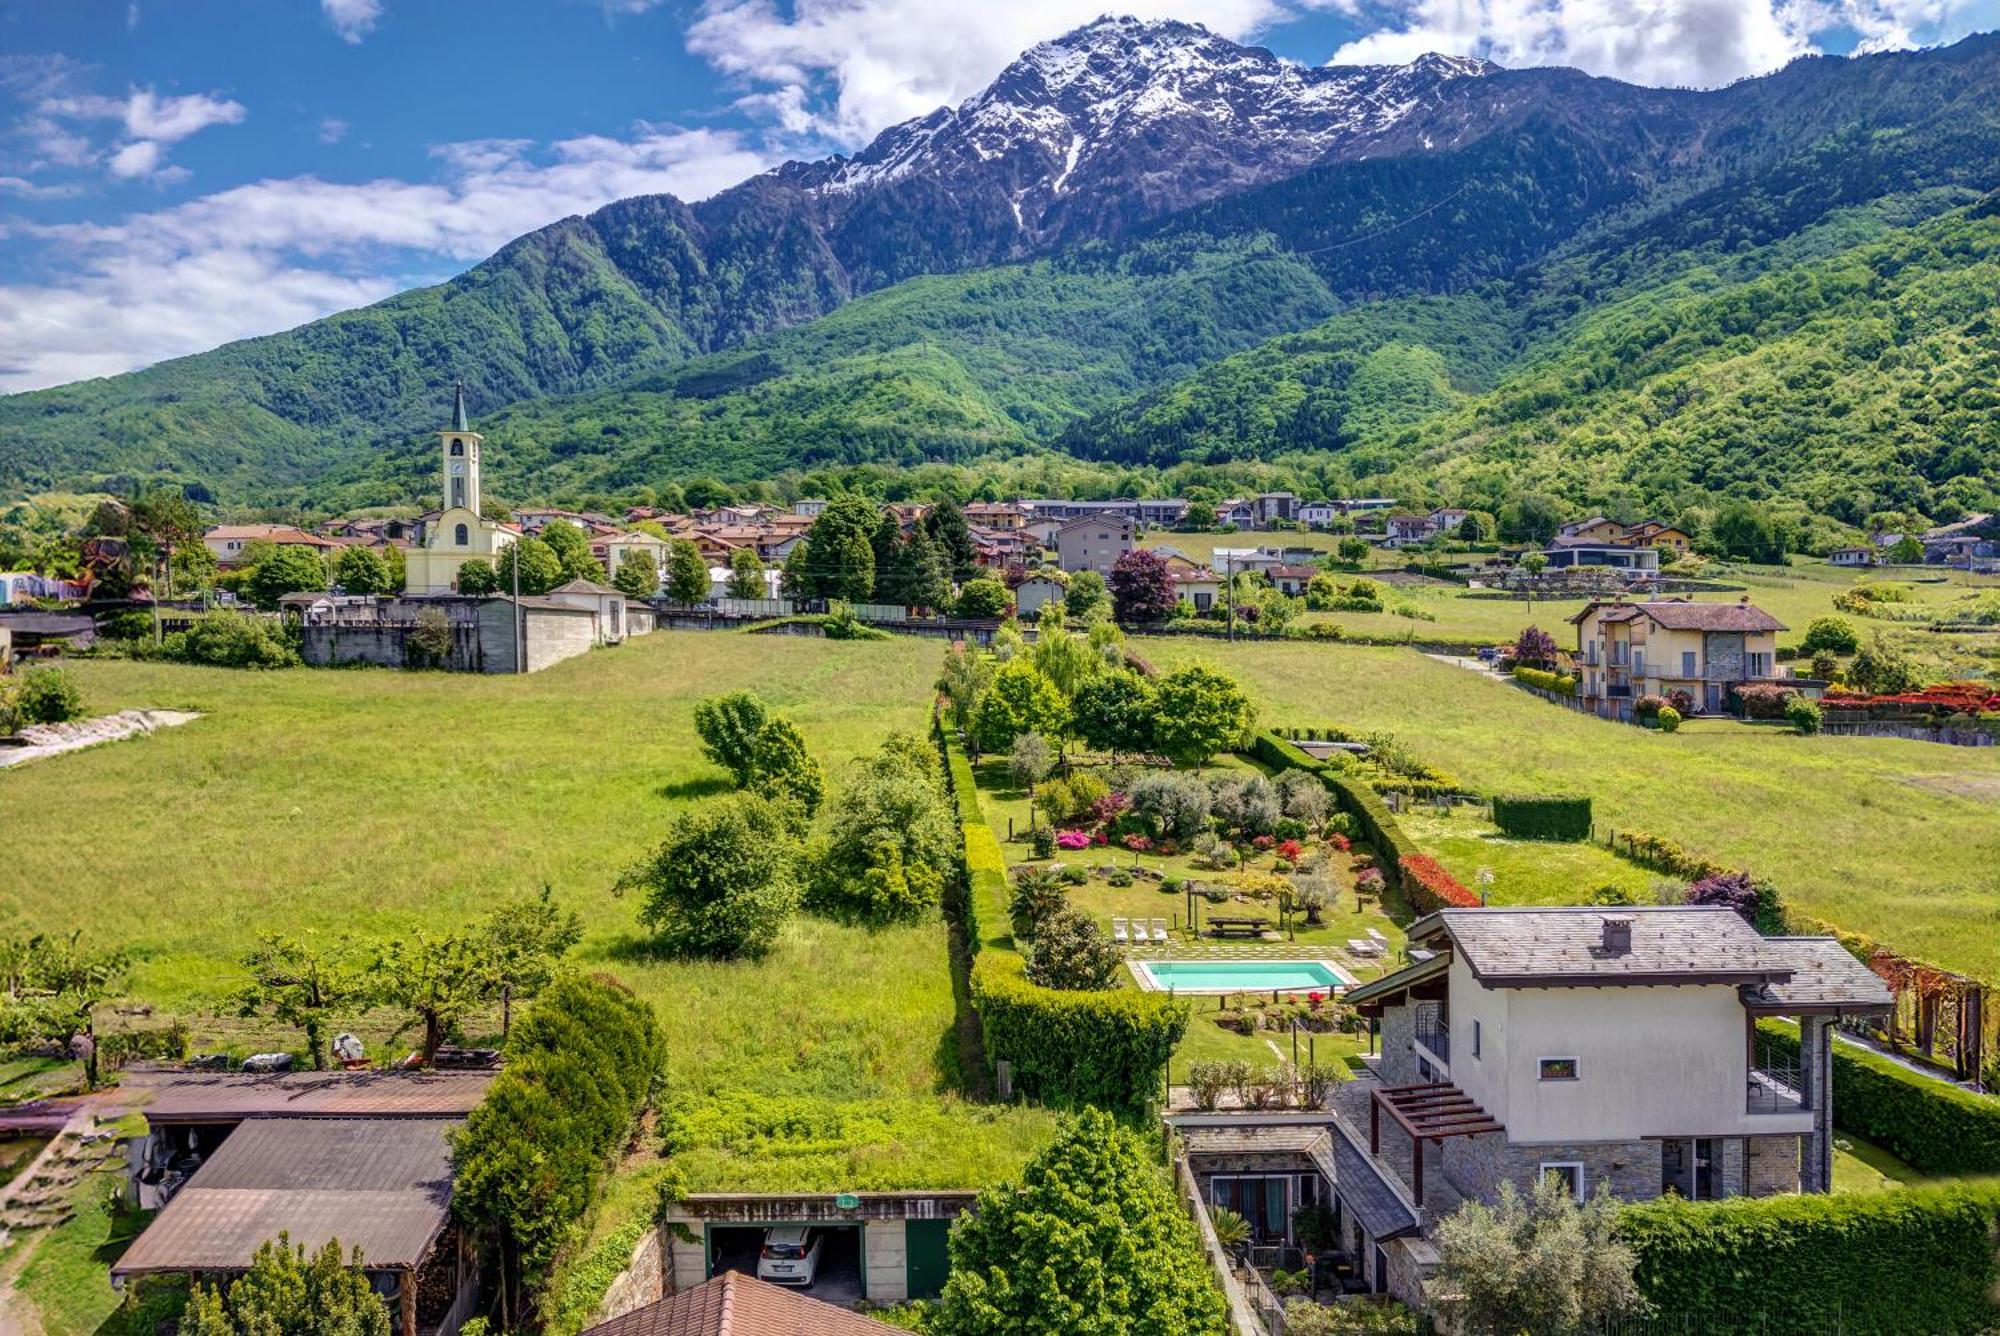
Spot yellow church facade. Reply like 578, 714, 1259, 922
404, 384, 517, 597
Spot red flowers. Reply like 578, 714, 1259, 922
1327, 834, 1352, 852
1122, 834, 1153, 852
1251, 834, 1276, 851
1277, 839, 1304, 862
1399, 854, 1481, 912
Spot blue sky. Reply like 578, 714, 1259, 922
2, 0, 1995, 395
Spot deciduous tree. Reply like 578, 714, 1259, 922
497, 537, 563, 596
370, 931, 489, 1068
234, 933, 364, 1070
973, 659, 1068, 754
694, 691, 770, 785
623, 793, 798, 958
1108, 549, 1175, 625
1069, 670, 1155, 759
666, 538, 710, 604
953, 578, 1010, 619
539, 520, 605, 583
1152, 665, 1253, 768
248, 545, 329, 609
1025, 908, 1121, 990
612, 551, 657, 599
725, 547, 766, 599
457, 558, 500, 595
333, 544, 391, 595
480, 886, 583, 1038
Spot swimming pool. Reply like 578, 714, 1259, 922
1128, 959, 1354, 995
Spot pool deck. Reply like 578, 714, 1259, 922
1127, 958, 1355, 995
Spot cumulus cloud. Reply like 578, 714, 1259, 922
322, 0, 385, 44
1329, 0, 1997, 87
0, 124, 776, 392
23, 85, 246, 179
318, 116, 349, 145
686, 0, 1300, 145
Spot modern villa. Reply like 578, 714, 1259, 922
1173, 905, 1891, 1306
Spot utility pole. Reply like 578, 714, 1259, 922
1224, 551, 1235, 643
511, 541, 525, 675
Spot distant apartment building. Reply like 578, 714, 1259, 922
1054, 514, 1135, 576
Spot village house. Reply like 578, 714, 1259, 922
1384, 515, 1436, 547
1556, 516, 1629, 544
1169, 566, 1222, 611
201, 524, 341, 567
1539, 538, 1662, 577
1054, 513, 1135, 576
1268, 564, 1319, 597
595, 530, 671, 583
1013, 574, 1067, 618
1426, 507, 1469, 533
1174, 906, 1889, 1306
1569, 597, 1791, 717
964, 501, 1026, 530
1828, 545, 1877, 568
1624, 519, 1694, 555
792, 498, 830, 517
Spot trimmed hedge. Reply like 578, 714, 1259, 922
1512, 665, 1576, 696
969, 953, 1188, 1114
1758, 1020, 2000, 1176
1398, 853, 1480, 913
1491, 794, 1592, 841
939, 712, 1186, 1112
1620, 1181, 2000, 1335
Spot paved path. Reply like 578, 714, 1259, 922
0, 710, 199, 770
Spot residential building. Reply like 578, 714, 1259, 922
1054, 514, 1135, 576
792, 498, 830, 517
202, 524, 340, 566
1557, 516, 1628, 544
1175, 907, 1889, 1307
596, 530, 671, 583
0, 572, 88, 605
964, 501, 1026, 530
1298, 501, 1344, 529
582, 1271, 901, 1336
1020, 497, 1188, 527
406, 386, 518, 596
1385, 515, 1436, 547
511, 506, 614, 533
1169, 566, 1222, 611
1625, 520, 1694, 555
1540, 539, 1661, 575
1828, 546, 1877, 568
1268, 564, 1319, 597
1569, 597, 1789, 716
1426, 507, 1469, 533
1254, 492, 1300, 525
1013, 575, 1067, 618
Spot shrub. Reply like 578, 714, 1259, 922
1399, 854, 1481, 913
1756, 1021, 2000, 1175
1106, 869, 1133, 888
1008, 869, 1066, 941
1785, 694, 1823, 735
172, 612, 299, 668
13, 666, 85, 724
1054, 829, 1091, 851
1732, 682, 1795, 720
969, 953, 1186, 1112
807, 732, 949, 922
1491, 795, 1592, 841
1513, 665, 1577, 696
1059, 864, 1089, 886
1656, 705, 1681, 732
1632, 693, 1667, 721
1683, 871, 1784, 934
1029, 825, 1055, 859
1619, 1182, 2000, 1336
1800, 615, 1860, 655
623, 793, 798, 958
1513, 625, 1558, 666
1129, 772, 1211, 840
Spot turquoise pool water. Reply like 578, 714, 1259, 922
1134, 959, 1352, 994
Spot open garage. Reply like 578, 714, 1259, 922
660, 1190, 975, 1305
706, 1222, 866, 1305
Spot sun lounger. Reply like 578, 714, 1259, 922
1367, 928, 1390, 945
1151, 918, 1169, 943
1348, 938, 1382, 957
1112, 917, 1128, 944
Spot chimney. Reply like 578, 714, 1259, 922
1601, 917, 1632, 955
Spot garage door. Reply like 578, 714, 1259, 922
905, 1218, 951, 1299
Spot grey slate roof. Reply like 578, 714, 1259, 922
1182, 1126, 1328, 1158
112, 1118, 456, 1275
1414, 906, 1793, 986
1741, 938, 1893, 1012
1330, 1127, 1420, 1240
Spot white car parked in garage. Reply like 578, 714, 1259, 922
756, 1226, 824, 1286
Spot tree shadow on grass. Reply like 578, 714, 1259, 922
657, 775, 733, 802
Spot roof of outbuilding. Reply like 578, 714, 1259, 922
111, 1118, 456, 1276
132, 1069, 494, 1122
1329, 1126, 1420, 1240
581, 1270, 900, 1336
548, 578, 622, 596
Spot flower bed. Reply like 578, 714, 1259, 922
1398, 853, 1481, 913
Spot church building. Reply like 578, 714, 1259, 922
404, 385, 516, 596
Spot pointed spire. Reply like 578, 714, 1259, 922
451, 381, 470, 432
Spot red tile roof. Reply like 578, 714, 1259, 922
583, 1272, 899, 1336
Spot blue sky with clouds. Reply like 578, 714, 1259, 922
1, 0, 1995, 394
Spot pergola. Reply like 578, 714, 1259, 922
1369, 1082, 1504, 1206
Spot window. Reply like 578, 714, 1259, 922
450, 440, 464, 457
1538, 1057, 1579, 1081
1472, 1019, 1482, 1058
454, 523, 469, 545
1540, 1162, 1584, 1202
1682, 651, 1697, 677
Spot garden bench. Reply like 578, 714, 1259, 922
1207, 916, 1270, 939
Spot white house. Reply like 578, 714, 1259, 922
1175, 905, 1889, 1305
1828, 546, 1877, 568
1013, 576, 1067, 617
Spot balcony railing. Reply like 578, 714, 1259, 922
1747, 1061, 1806, 1114
1415, 1023, 1450, 1064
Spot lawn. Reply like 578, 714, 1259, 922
1394, 808, 1667, 907
1, 632, 1060, 1333
1831, 1134, 1932, 1194
1149, 639, 2000, 982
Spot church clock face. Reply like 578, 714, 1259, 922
449, 461, 466, 475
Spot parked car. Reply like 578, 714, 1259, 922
756, 1226, 824, 1286
1477, 645, 1500, 662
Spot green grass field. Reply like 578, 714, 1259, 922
1394, 808, 1666, 906
1, 633, 1058, 1333
1149, 638, 2000, 982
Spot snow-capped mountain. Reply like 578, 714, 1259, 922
793, 17, 1496, 245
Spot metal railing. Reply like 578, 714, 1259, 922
1747, 1060, 1806, 1114
1415, 1023, 1450, 1064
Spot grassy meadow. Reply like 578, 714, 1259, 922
2, 632, 1063, 1333
1149, 639, 2000, 982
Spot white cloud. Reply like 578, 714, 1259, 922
1329, 0, 1997, 87
319, 116, 349, 145
23, 85, 245, 180
105, 140, 164, 179
323, 0, 385, 44
686, 0, 1301, 145
0, 125, 777, 392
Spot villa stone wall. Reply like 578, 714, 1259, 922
1746, 1134, 1801, 1196
1442, 1133, 1661, 1205
1378, 1004, 1419, 1086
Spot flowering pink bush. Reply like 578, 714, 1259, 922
1091, 791, 1130, 826
1122, 834, 1154, 852
1328, 834, 1352, 852
1277, 839, 1303, 862
1251, 834, 1276, 851
1055, 830, 1091, 851
1094, 832, 1109, 846
1355, 867, 1386, 895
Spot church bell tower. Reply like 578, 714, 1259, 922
440, 382, 482, 515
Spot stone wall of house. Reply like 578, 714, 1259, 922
523, 607, 598, 672
865, 1218, 908, 1303
589, 1227, 667, 1325
1383, 1235, 1438, 1310
1718, 1135, 1747, 1197
1441, 1134, 1662, 1206
1378, 1003, 1419, 1086
1745, 1134, 1800, 1197
300, 622, 484, 671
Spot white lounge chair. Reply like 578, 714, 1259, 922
1112, 918, 1129, 944
1348, 938, 1382, 957
1151, 918, 1169, 943
1367, 928, 1390, 946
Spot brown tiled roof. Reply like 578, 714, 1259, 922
1633, 600, 1785, 633
112, 1118, 456, 1275
133, 1069, 494, 1122
583, 1271, 900, 1336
